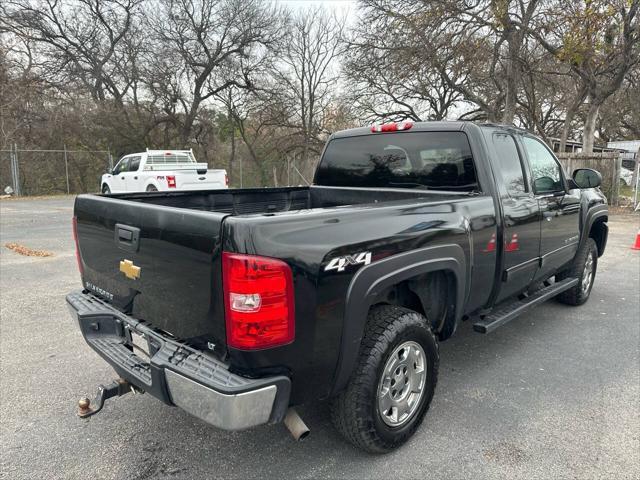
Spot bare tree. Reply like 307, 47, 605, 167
345, 30, 462, 122
152, 0, 282, 146
352, 0, 543, 124
597, 66, 640, 140
271, 7, 346, 177
2, 0, 142, 104
526, 0, 640, 152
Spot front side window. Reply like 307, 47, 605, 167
522, 136, 563, 193
493, 133, 527, 196
315, 132, 478, 192
113, 158, 130, 175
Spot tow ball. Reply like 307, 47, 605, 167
77, 378, 142, 418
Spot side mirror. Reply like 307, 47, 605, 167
572, 168, 602, 189
107, 168, 113, 175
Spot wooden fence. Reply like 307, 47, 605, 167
556, 152, 622, 205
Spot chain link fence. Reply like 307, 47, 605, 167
1, 145, 637, 206
0, 146, 114, 196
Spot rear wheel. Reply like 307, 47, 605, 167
331, 305, 439, 453
556, 238, 598, 306
101, 184, 111, 194
146, 184, 158, 192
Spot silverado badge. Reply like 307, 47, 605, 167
119, 259, 141, 280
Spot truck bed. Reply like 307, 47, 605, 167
74, 185, 466, 350
118, 185, 454, 216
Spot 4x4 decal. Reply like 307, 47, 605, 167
324, 252, 372, 272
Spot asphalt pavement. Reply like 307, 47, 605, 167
1, 196, 638, 479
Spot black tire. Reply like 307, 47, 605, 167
556, 238, 598, 306
330, 305, 439, 453
101, 184, 111, 194
146, 184, 158, 192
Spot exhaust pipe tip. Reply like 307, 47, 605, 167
284, 408, 310, 441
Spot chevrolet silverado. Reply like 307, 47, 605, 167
67, 121, 608, 452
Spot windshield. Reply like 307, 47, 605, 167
315, 131, 478, 192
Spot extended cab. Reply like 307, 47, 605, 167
101, 149, 228, 194
68, 122, 608, 452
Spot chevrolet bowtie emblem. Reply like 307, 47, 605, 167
119, 259, 141, 280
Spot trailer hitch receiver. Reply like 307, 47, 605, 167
77, 378, 141, 418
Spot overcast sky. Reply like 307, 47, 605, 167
276, 0, 357, 12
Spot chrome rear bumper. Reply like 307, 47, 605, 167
66, 290, 290, 430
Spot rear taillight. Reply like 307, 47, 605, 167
370, 121, 413, 133
225, 173, 229, 187
72, 216, 84, 275
222, 252, 295, 350
167, 175, 176, 188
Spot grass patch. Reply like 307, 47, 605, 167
619, 184, 634, 198
4, 243, 54, 257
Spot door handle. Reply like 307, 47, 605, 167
121, 176, 125, 180
114, 224, 140, 253
134, 176, 138, 180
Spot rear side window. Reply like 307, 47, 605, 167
129, 156, 141, 171
492, 133, 526, 196
315, 132, 478, 192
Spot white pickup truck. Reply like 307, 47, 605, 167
101, 150, 228, 194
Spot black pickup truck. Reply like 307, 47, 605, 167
67, 121, 608, 452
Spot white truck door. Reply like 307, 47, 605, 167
123, 156, 143, 192
110, 157, 130, 192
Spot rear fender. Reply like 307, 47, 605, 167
330, 244, 467, 395
144, 178, 162, 191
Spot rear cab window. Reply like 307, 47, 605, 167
146, 153, 196, 166
315, 132, 479, 192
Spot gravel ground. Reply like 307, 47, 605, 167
1, 196, 639, 480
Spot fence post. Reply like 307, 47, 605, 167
63, 144, 70, 194
12, 143, 21, 196
9, 146, 15, 194
613, 153, 621, 206
10, 144, 15, 195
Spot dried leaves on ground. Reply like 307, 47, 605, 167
4, 243, 54, 257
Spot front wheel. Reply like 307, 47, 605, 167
101, 184, 111, 194
556, 238, 598, 306
331, 305, 439, 453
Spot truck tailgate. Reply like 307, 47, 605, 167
177, 169, 226, 190
74, 194, 228, 346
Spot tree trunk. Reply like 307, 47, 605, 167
582, 103, 600, 154
559, 84, 588, 153
501, 29, 520, 125
559, 110, 575, 153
